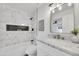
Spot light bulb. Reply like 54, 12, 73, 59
50, 6, 55, 11
50, 7, 52, 11
21, 24, 25, 26
68, 3, 72, 6
58, 6, 62, 11
57, 4, 60, 7
52, 10, 55, 13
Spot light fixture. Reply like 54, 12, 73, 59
49, 3, 64, 13
21, 24, 25, 26
50, 7, 53, 11
57, 4, 60, 7
68, 3, 72, 6
58, 6, 62, 11
52, 10, 55, 13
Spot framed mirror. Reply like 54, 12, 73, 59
50, 3, 75, 33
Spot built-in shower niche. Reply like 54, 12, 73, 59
6, 24, 29, 31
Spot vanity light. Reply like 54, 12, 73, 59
57, 4, 60, 7
50, 7, 53, 11
52, 10, 55, 13
21, 24, 25, 26
50, 6, 55, 11
58, 6, 62, 11
50, 6, 55, 13
68, 3, 72, 6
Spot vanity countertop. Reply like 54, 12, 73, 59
37, 38, 79, 56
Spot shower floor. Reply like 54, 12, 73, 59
0, 42, 36, 56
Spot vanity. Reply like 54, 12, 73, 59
36, 3, 76, 56
37, 36, 79, 56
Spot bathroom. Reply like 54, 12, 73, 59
0, 3, 79, 56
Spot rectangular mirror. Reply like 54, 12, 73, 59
50, 3, 74, 33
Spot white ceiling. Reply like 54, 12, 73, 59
5, 3, 43, 17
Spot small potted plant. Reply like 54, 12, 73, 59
71, 28, 79, 43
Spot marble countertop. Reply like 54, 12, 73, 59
37, 38, 79, 56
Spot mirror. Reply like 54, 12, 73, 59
50, 3, 75, 33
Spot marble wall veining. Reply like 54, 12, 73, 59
0, 4, 32, 55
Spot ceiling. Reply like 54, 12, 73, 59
4, 3, 43, 17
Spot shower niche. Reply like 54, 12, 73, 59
6, 24, 29, 31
